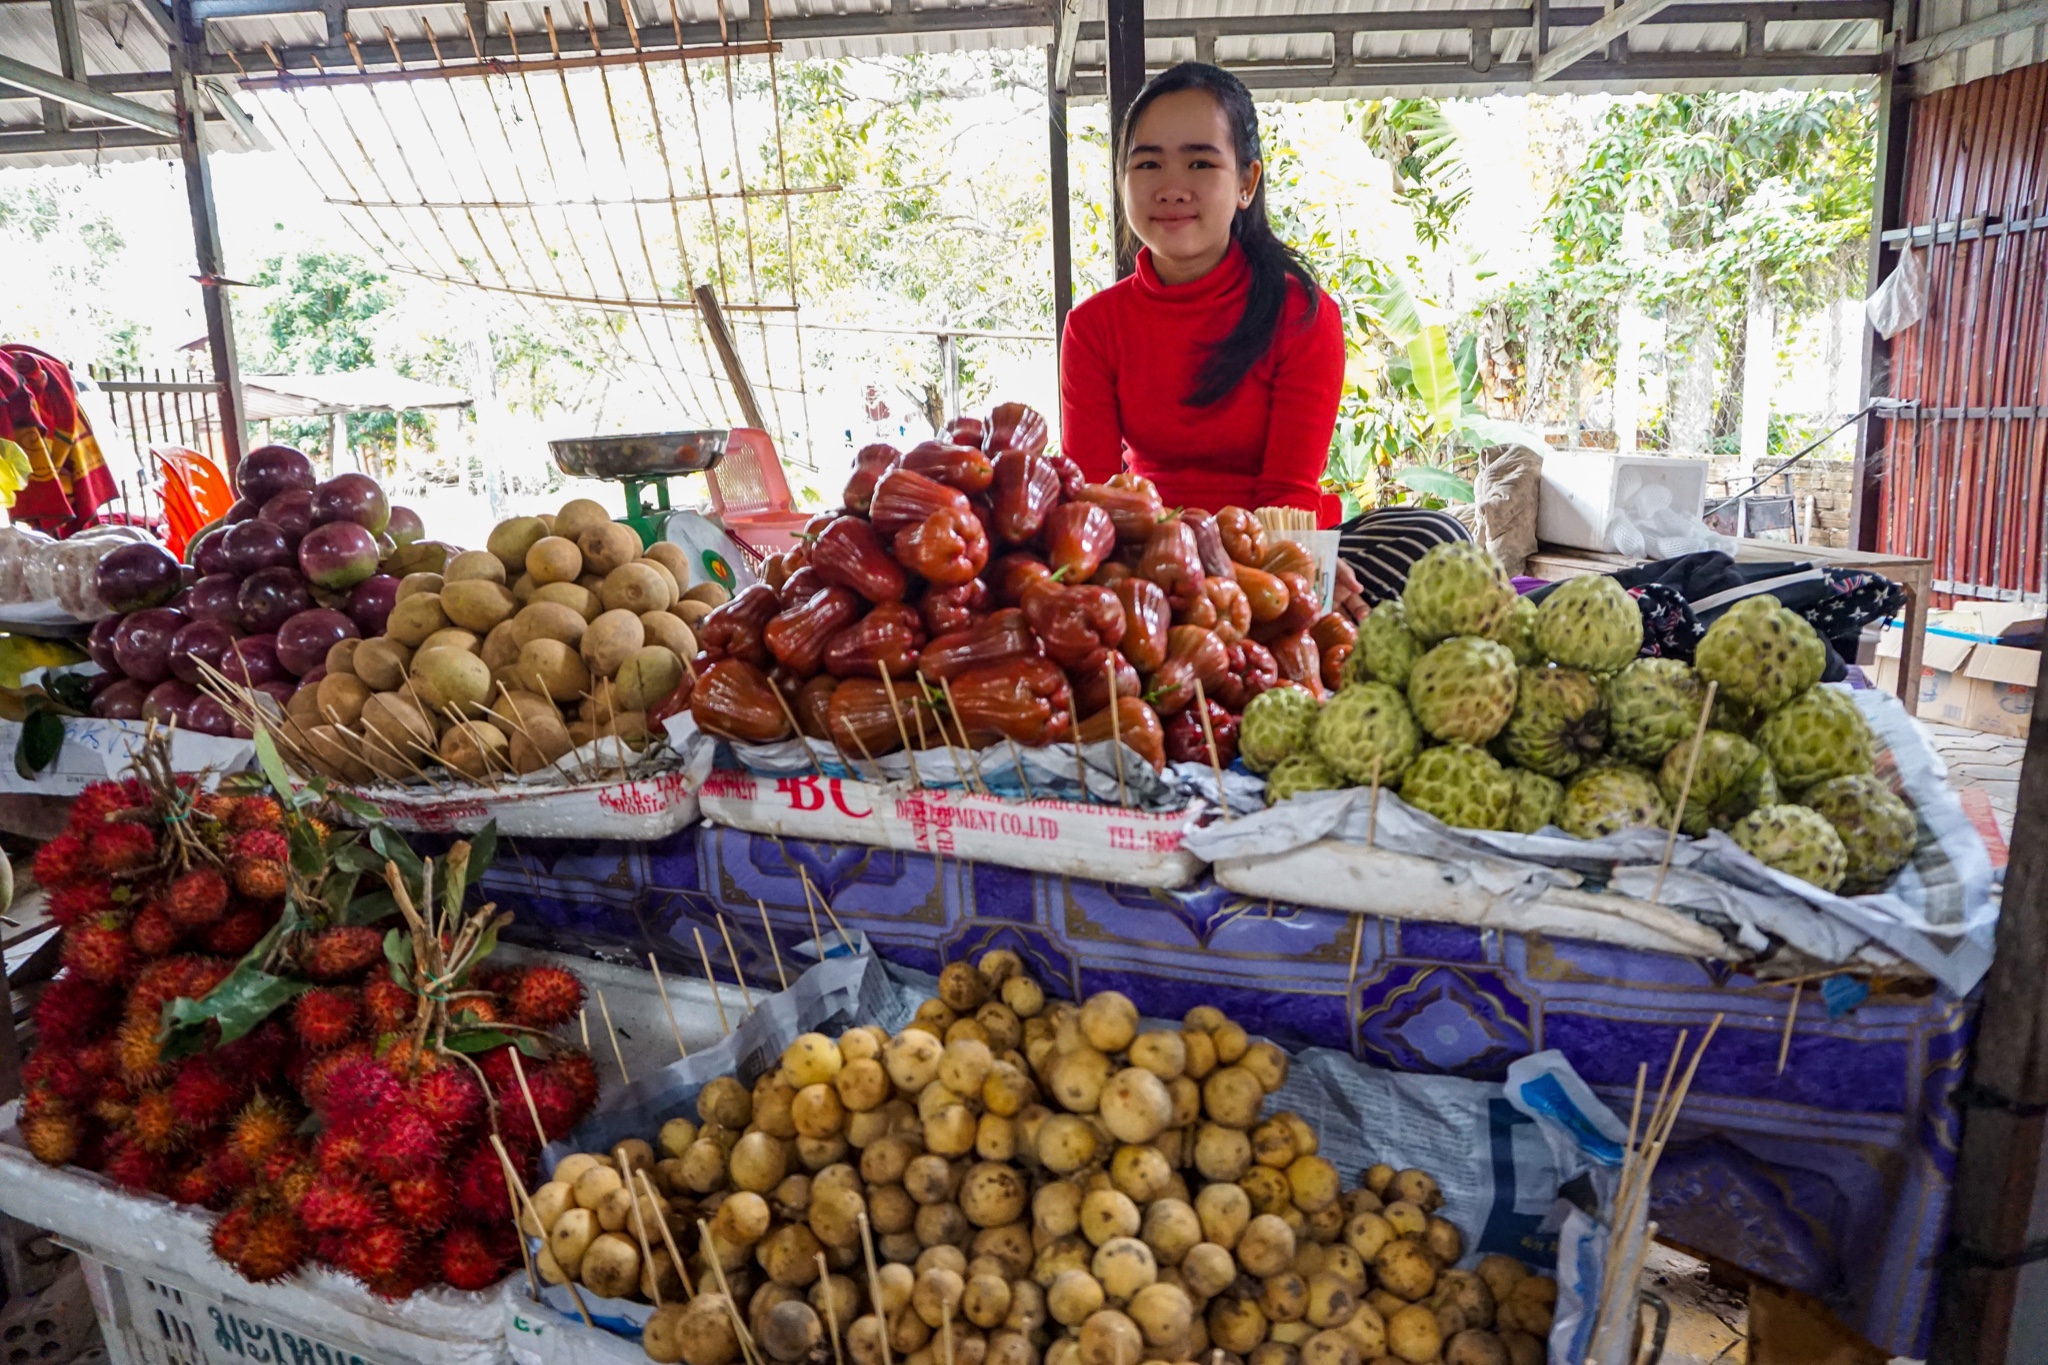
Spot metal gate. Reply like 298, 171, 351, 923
1874, 61, 2048, 602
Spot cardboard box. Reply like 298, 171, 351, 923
1874, 628, 1975, 724
1873, 602, 2044, 737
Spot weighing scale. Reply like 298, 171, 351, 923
547, 428, 811, 595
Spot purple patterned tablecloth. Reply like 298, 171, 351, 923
480, 825, 1973, 1358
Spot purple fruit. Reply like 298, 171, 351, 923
237, 567, 314, 635
239, 445, 317, 505
183, 574, 242, 626
298, 664, 330, 689
142, 680, 199, 726
258, 488, 316, 544
179, 564, 201, 591
349, 575, 401, 636
225, 634, 283, 688
223, 498, 260, 525
310, 472, 390, 536
112, 608, 186, 686
222, 520, 296, 577
182, 691, 238, 737
86, 616, 123, 672
299, 520, 381, 591
93, 678, 149, 721
387, 506, 425, 547
255, 679, 297, 707
192, 526, 233, 576
95, 542, 183, 614
276, 608, 358, 677
168, 617, 241, 687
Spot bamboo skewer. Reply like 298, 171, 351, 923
1104, 664, 1129, 807
756, 898, 790, 989
768, 681, 825, 777
817, 1252, 847, 1365
500, 1161, 543, 1299
596, 989, 631, 1085
649, 952, 690, 1059
618, 1152, 663, 1307
1777, 983, 1801, 1076
876, 668, 924, 788
857, 1213, 895, 1365
693, 925, 732, 1034
1193, 678, 1230, 817
1651, 681, 1718, 903
579, 1008, 592, 1053
940, 1299, 956, 1365
507, 1049, 550, 1147
1345, 916, 1364, 1000
1065, 685, 1089, 803
717, 914, 755, 1013
1366, 760, 1383, 848
806, 893, 828, 963
637, 1168, 696, 1299
937, 676, 988, 796
697, 1221, 764, 1365
492, 1135, 594, 1326
799, 865, 854, 956
1005, 738, 1037, 801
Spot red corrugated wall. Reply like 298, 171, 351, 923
1877, 62, 2048, 601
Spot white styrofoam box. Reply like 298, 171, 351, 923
1537, 451, 1710, 553
698, 769, 1207, 888
0, 719, 254, 797
336, 771, 699, 839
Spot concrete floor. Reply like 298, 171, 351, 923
1923, 721, 2024, 849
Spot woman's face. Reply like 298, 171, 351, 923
1121, 89, 1262, 284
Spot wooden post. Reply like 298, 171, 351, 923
1104, 0, 1145, 279
1046, 42, 1073, 360
694, 284, 768, 431
1850, 39, 1914, 554
1933, 641, 2048, 1364
170, 0, 247, 477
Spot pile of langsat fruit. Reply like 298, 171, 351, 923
517, 954, 1556, 1365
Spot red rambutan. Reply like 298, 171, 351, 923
115, 1018, 171, 1089
230, 1097, 298, 1166
508, 965, 585, 1029
208, 1143, 256, 1194
131, 905, 183, 958
23, 1048, 96, 1108
191, 791, 236, 825
47, 878, 118, 928
34, 975, 114, 1048
452, 1141, 521, 1221
314, 1128, 369, 1178
92, 822, 158, 877
385, 1174, 454, 1232
216, 1019, 291, 1089
299, 926, 384, 983
170, 1162, 229, 1209
210, 1204, 256, 1265
129, 957, 197, 1023
103, 1135, 170, 1192
75, 1039, 118, 1079
235, 1210, 309, 1282
69, 779, 147, 832
409, 1067, 486, 1142
260, 1141, 311, 1187
363, 977, 414, 1035
128, 1090, 186, 1153
522, 1068, 584, 1142
292, 988, 360, 1050
277, 1166, 316, 1212
438, 1224, 514, 1292
368, 1105, 443, 1181
549, 1051, 600, 1116
232, 859, 288, 903
449, 997, 499, 1026
319, 1056, 404, 1133
204, 907, 271, 955
31, 833, 88, 887
228, 796, 285, 832
229, 827, 289, 864
166, 867, 230, 929
300, 1175, 384, 1234
381, 1036, 445, 1080
169, 1059, 248, 1130
60, 914, 133, 985
21, 1110, 81, 1167
339, 1222, 412, 1291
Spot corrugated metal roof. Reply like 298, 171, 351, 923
0, 0, 264, 167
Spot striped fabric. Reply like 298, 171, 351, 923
1336, 507, 1472, 604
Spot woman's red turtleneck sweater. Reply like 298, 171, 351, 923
1059, 243, 1346, 527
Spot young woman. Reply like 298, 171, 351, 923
1058, 62, 1468, 620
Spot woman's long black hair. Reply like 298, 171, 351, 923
1116, 62, 1320, 408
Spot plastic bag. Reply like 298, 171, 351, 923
1866, 246, 1926, 340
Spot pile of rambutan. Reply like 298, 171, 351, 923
18, 761, 603, 1302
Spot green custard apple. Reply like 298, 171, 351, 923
1756, 686, 1875, 793
1504, 768, 1565, 835
1238, 686, 1322, 775
1399, 743, 1514, 831
1500, 665, 1607, 778
1313, 682, 1424, 785
1265, 754, 1345, 806
1534, 574, 1643, 673
1345, 599, 1427, 690
1559, 764, 1669, 839
1658, 730, 1777, 835
1605, 657, 1709, 765
1492, 595, 1542, 667
1401, 543, 1517, 644
1406, 637, 1518, 744
1800, 773, 1918, 892
1731, 803, 1849, 892
1695, 596, 1826, 713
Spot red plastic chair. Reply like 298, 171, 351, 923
706, 428, 813, 555
153, 446, 235, 558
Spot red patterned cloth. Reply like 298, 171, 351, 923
0, 345, 117, 535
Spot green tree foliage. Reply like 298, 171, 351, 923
1506, 90, 1874, 387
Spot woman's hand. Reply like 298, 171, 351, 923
1334, 560, 1369, 622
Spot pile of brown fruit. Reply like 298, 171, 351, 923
520, 955, 1555, 1365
